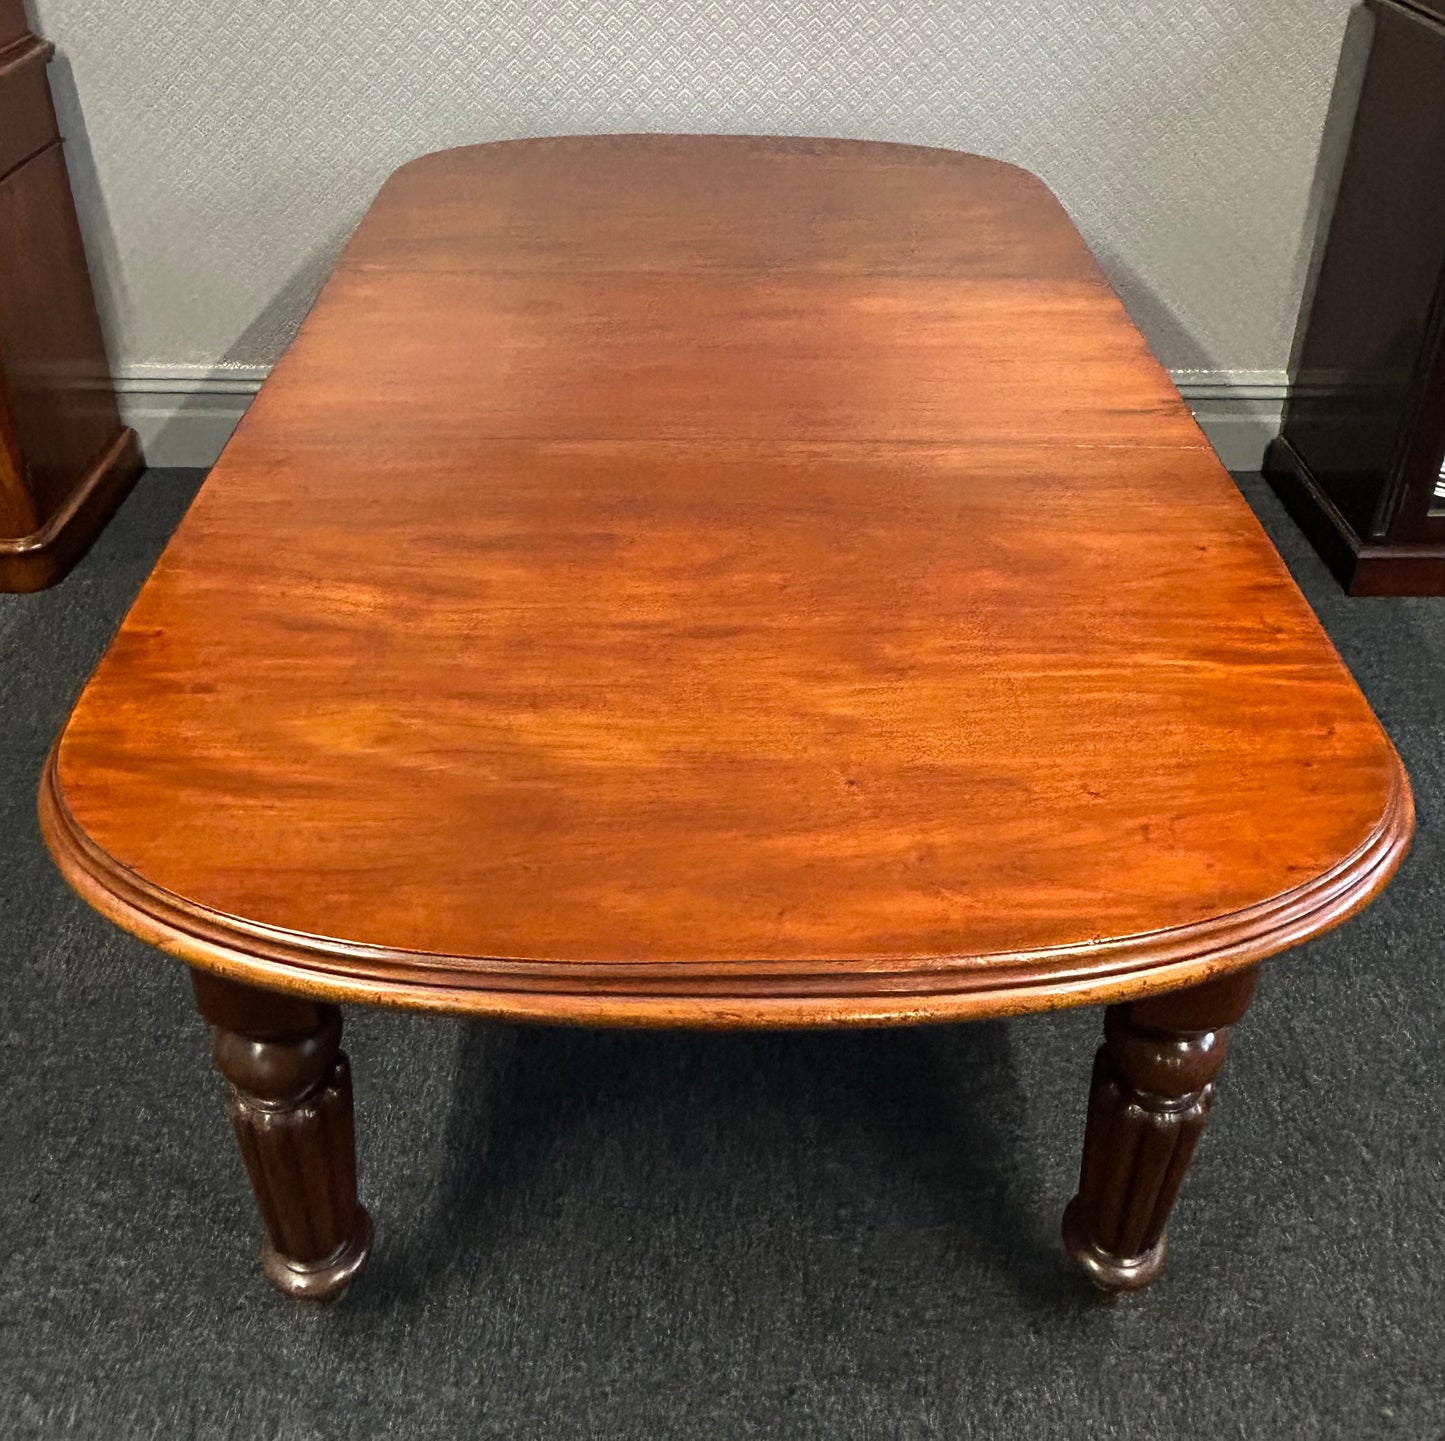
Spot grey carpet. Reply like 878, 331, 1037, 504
1, 469, 1442, 1441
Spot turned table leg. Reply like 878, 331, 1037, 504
1062, 968, 1258, 1293
190, 970, 373, 1300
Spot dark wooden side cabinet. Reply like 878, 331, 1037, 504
1266, 0, 1445, 595
0, 0, 141, 592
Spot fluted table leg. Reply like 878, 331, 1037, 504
1062, 969, 1258, 1293
191, 970, 373, 1300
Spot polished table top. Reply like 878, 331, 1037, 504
42, 136, 1412, 1026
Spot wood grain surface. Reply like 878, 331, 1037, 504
42, 136, 1412, 1026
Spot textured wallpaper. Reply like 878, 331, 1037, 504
31, 0, 1355, 377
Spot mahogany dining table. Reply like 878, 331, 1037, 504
40, 135, 1412, 1301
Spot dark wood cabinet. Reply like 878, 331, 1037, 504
0, 0, 141, 592
1266, 0, 1445, 595
0, 0, 25, 47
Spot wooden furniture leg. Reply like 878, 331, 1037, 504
1062, 969, 1258, 1293
190, 970, 373, 1300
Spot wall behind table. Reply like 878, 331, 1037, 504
31, 0, 1356, 468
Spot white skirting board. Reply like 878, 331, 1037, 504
116, 366, 1289, 473
116, 366, 267, 471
